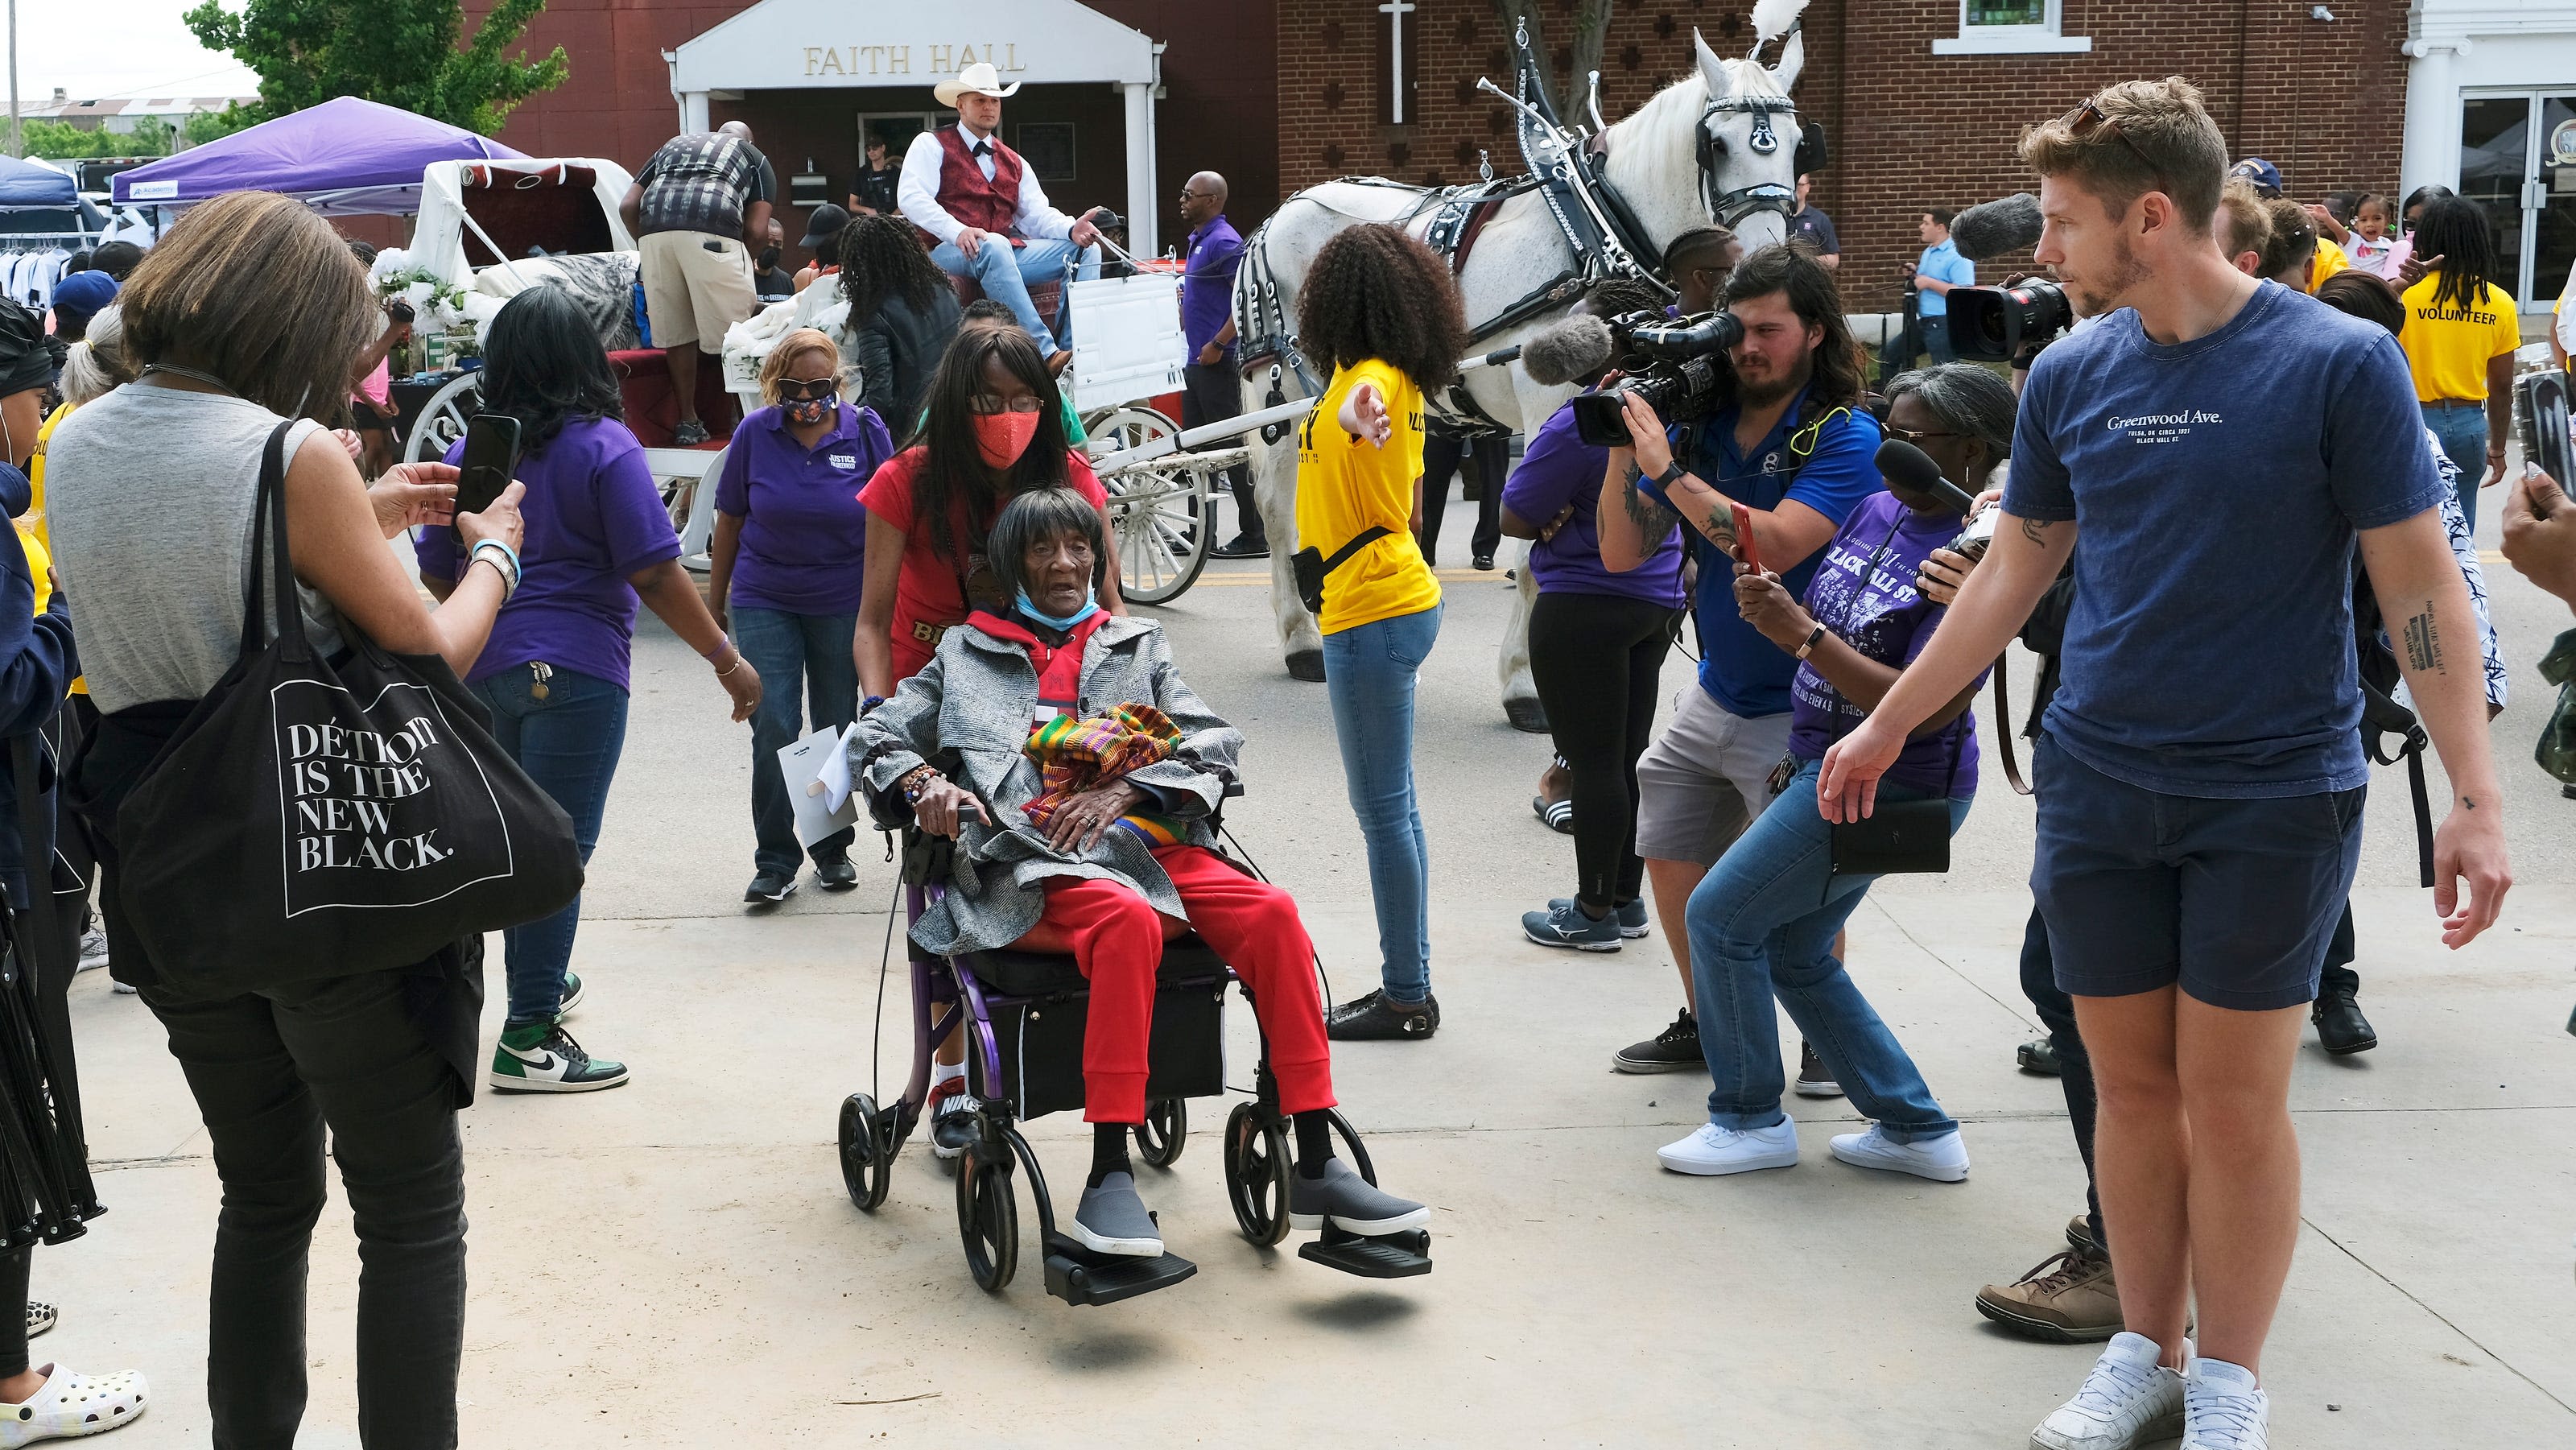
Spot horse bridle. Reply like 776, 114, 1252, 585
1698, 95, 1799, 232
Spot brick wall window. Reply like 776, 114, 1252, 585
1934, 0, 2094, 56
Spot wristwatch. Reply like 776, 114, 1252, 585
1653, 459, 1689, 489
1794, 625, 1827, 660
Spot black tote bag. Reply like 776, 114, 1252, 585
108, 421, 582, 997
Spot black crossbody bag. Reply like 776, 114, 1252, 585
1291, 525, 1392, 616
1818, 518, 1964, 891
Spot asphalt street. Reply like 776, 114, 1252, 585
28, 485, 2576, 1447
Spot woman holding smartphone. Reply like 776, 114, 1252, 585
415, 283, 760, 1095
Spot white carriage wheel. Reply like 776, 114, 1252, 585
402, 372, 485, 466
1083, 405, 1178, 457
1108, 458, 1213, 605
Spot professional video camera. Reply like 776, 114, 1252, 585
1568, 309, 1745, 448
1943, 276, 2075, 362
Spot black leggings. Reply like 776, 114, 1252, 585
1527, 591, 1678, 910
1422, 432, 1506, 565
142, 969, 470, 1449
2, 879, 94, 1381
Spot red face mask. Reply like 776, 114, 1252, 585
973, 410, 1041, 469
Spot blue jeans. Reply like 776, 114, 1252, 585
2422, 401, 2489, 532
471, 663, 630, 1027
733, 606, 860, 876
927, 234, 1100, 356
1321, 603, 1442, 1004
1689, 758, 1967, 1141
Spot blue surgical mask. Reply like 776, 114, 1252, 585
1015, 585, 1100, 631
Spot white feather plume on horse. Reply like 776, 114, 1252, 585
1231, 31, 1810, 719
1749, 0, 1809, 53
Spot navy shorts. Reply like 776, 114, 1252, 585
2031, 733, 2364, 1012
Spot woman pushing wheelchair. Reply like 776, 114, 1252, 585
852, 487, 1429, 1260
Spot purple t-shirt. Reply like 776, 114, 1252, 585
1181, 217, 1243, 357
1785, 491, 1983, 795
1500, 396, 1685, 607
419, 415, 680, 690
712, 401, 893, 615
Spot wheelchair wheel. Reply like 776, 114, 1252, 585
1135, 1098, 1187, 1169
838, 1093, 893, 1212
955, 1148, 1020, 1291
1222, 1101, 1293, 1246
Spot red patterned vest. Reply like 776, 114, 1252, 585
921, 126, 1025, 245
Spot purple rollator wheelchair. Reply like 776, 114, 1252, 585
836, 781, 1434, 1307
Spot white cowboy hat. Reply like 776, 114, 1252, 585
934, 62, 1022, 106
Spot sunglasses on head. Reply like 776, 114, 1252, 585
778, 377, 839, 401
2061, 101, 2169, 192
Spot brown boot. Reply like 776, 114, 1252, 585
1975, 1249, 2122, 1344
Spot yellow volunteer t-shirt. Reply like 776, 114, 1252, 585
14, 522, 49, 616
2302, 236, 2349, 293
26, 403, 80, 684
2400, 275, 2521, 403
1294, 358, 1439, 634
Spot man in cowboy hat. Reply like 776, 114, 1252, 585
897, 59, 1103, 370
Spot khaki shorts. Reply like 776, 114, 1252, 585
1633, 685, 1794, 866
638, 230, 755, 351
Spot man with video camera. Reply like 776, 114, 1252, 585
1820, 79, 2510, 1450
1588, 243, 1885, 1088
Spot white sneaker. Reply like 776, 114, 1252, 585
2182, 1357, 2268, 1449
0, 1363, 149, 1446
2031, 1332, 2188, 1450
75, 928, 108, 973
1655, 1119, 1799, 1175
1828, 1123, 1970, 1182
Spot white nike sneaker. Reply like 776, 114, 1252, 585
1655, 1119, 1799, 1175
1828, 1124, 1971, 1182
2031, 1331, 2189, 1450
2181, 1356, 2268, 1449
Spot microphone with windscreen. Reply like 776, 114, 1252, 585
1875, 439, 1976, 515
1949, 192, 2045, 262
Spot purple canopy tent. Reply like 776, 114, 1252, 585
111, 97, 526, 215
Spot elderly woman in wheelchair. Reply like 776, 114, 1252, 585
853, 487, 1428, 1271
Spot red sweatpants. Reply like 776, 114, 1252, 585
1018, 845, 1335, 1124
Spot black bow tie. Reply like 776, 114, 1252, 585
972, 141, 992, 159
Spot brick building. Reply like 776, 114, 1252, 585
1273, 1, 2413, 316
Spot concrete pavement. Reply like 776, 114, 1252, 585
31, 512, 2576, 1446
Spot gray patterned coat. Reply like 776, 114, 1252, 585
852, 614, 1243, 956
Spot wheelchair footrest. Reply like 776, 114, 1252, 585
1042, 1233, 1199, 1306
1298, 1225, 1433, 1279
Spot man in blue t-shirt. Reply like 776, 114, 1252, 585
1590, 244, 1884, 1072
1822, 80, 2510, 1450
1905, 209, 1975, 366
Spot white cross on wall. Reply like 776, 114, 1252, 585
1380, 0, 1416, 125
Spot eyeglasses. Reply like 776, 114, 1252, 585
2061, 101, 2168, 190
778, 378, 839, 401
969, 395, 1045, 415
1883, 425, 1961, 447
1178, 188, 1217, 203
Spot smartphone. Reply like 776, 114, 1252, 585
454, 413, 522, 518
2516, 371, 2572, 497
1728, 501, 1763, 573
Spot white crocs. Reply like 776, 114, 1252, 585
0, 1365, 150, 1446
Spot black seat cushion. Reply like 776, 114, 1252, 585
964, 933, 1230, 998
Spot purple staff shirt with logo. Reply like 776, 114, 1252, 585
419, 415, 680, 690
1182, 215, 1243, 358
712, 400, 894, 615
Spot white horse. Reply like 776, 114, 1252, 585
1233, 28, 1811, 720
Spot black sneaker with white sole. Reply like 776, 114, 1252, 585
1612, 1008, 1703, 1074
489, 1022, 630, 1093
1794, 1039, 1844, 1098
1325, 989, 1439, 1041
813, 857, 859, 892
744, 870, 797, 905
1550, 897, 1649, 938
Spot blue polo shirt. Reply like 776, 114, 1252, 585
1637, 392, 1884, 718
712, 400, 895, 614
1182, 216, 1244, 358
1915, 238, 1974, 318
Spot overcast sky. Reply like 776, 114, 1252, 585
9, 0, 258, 104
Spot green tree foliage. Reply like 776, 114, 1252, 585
184, 0, 569, 136
22, 116, 175, 159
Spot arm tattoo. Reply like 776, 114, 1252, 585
1702, 501, 1739, 552
2018, 515, 2057, 547
1622, 480, 1679, 537
2402, 603, 2444, 674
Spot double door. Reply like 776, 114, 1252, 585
2460, 91, 2576, 312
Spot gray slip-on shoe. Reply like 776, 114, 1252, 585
1068, 1171, 1163, 1258
1287, 1157, 1430, 1236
